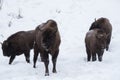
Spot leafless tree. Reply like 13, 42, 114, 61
0, 0, 3, 10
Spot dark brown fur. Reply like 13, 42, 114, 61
85, 29, 107, 61
33, 19, 61, 76
1, 30, 35, 64
89, 17, 112, 50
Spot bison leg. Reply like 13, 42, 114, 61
52, 50, 59, 73
9, 55, 16, 64
33, 44, 39, 68
24, 50, 30, 63
87, 54, 91, 61
92, 53, 96, 61
86, 48, 91, 61
33, 53, 39, 68
44, 60, 49, 76
106, 34, 111, 51
43, 52, 49, 76
98, 50, 104, 61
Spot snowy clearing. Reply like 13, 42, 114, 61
0, 0, 120, 80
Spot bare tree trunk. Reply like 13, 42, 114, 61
0, 0, 3, 10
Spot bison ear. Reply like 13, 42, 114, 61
38, 27, 44, 31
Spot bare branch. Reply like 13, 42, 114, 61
17, 8, 23, 19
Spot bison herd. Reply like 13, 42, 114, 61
0, 17, 112, 76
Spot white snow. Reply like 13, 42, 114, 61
0, 0, 120, 80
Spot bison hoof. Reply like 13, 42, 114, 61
52, 70, 57, 73
87, 59, 90, 62
92, 58, 96, 61
99, 60, 102, 62
9, 62, 12, 65
98, 56, 102, 62
26, 60, 30, 63
106, 46, 109, 51
106, 48, 108, 51
9, 63, 12, 65
45, 73, 49, 76
33, 65, 36, 68
98, 59, 102, 62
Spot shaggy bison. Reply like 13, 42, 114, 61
89, 17, 112, 51
85, 29, 107, 61
33, 19, 61, 76
1, 30, 35, 64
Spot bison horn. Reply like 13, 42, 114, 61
38, 26, 43, 31
38, 23, 46, 31
94, 18, 96, 22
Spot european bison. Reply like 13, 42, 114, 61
33, 19, 61, 76
1, 30, 35, 64
85, 29, 107, 61
89, 17, 112, 51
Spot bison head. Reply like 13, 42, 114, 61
40, 20, 58, 51
96, 30, 107, 51
1, 40, 11, 57
89, 18, 103, 30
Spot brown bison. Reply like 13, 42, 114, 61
85, 29, 107, 61
1, 30, 35, 64
33, 19, 61, 76
89, 17, 112, 51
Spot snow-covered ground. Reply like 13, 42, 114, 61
0, 0, 120, 80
